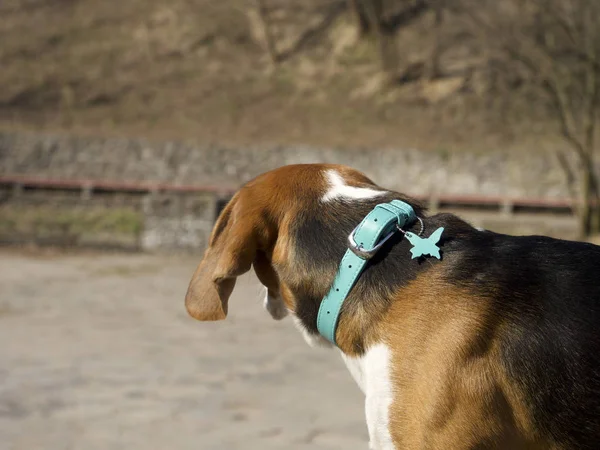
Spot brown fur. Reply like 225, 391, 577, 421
185, 164, 371, 320
381, 270, 557, 449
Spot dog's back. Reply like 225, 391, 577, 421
442, 231, 600, 448
489, 235, 600, 449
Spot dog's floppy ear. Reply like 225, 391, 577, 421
185, 193, 262, 321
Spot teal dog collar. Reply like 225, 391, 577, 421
316, 200, 417, 345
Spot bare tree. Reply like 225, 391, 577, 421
347, 0, 370, 37
255, 0, 279, 64
462, 0, 600, 237
427, 0, 444, 79
363, 0, 395, 72
347, 0, 435, 76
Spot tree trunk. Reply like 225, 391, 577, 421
347, 0, 369, 37
577, 156, 600, 238
363, 0, 397, 73
591, 204, 600, 235
256, 0, 279, 64
578, 165, 593, 238
428, 0, 444, 80
589, 172, 600, 235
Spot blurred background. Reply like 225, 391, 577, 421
0, 0, 599, 449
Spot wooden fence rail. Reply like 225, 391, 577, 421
0, 175, 575, 216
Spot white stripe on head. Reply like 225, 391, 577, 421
321, 169, 387, 202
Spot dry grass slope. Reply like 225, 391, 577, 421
0, 0, 556, 150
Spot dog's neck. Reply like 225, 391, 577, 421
274, 192, 476, 356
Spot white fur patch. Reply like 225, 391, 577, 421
340, 350, 366, 394
263, 287, 289, 320
292, 315, 334, 348
321, 170, 386, 202
341, 344, 395, 450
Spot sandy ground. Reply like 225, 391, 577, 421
0, 250, 367, 450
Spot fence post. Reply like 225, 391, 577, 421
429, 194, 440, 214
81, 182, 93, 201
12, 183, 23, 199
501, 198, 513, 217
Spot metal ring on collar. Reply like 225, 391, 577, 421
347, 224, 396, 260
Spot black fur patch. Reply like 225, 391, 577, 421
437, 230, 600, 448
485, 235, 600, 449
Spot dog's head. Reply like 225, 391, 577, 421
184, 163, 431, 350
185, 164, 387, 321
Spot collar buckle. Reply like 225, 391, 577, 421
347, 224, 396, 260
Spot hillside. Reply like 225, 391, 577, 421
0, 0, 555, 150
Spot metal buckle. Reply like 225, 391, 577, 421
347, 224, 396, 260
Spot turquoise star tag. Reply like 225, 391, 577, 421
404, 227, 444, 259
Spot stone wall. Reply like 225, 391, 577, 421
0, 183, 217, 252
140, 192, 216, 251
0, 131, 587, 199
0, 130, 590, 250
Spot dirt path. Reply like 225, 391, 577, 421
0, 251, 366, 450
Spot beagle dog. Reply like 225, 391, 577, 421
185, 164, 600, 449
